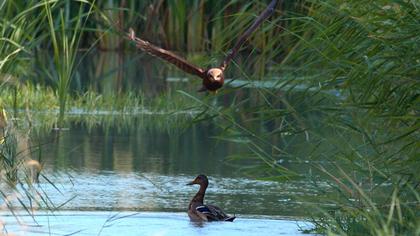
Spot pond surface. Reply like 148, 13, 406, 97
0, 49, 327, 235
1, 120, 318, 235
0, 211, 312, 236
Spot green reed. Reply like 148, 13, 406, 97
0, 1, 45, 81
191, 0, 420, 235
3, 0, 284, 99
44, 0, 95, 126
0, 0, 418, 234
0, 130, 18, 184
0, 115, 65, 221
0, 82, 199, 115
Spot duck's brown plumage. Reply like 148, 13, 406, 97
187, 174, 235, 222
126, 0, 278, 92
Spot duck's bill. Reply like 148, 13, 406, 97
186, 181, 195, 185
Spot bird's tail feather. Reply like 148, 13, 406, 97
225, 214, 236, 222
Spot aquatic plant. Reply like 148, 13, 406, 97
0, 83, 199, 116
197, 0, 420, 235
0, 0, 418, 235
0, 129, 19, 184
2, 0, 283, 102
0, 0, 47, 88
44, 0, 96, 126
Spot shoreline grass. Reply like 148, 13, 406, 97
1, 0, 419, 235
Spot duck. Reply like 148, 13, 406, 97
187, 174, 236, 222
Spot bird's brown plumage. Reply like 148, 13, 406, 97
128, 30, 206, 79
126, 0, 278, 92
187, 174, 236, 222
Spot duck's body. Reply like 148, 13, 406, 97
187, 175, 235, 222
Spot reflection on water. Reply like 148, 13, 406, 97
0, 127, 321, 234
28, 171, 317, 216
0, 211, 313, 236
41, 121, 240, 176
21, 121, 317, 217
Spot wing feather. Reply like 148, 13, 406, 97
128, 29, 206, 79
195, 204, 233, 221
220, 0, 278, 70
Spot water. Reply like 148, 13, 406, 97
1, 49, 323, 235
11, 170, 317, 215
1, 121, 317, 235
0, 212, 312, 236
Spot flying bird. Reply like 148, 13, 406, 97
127, 0, 278, 92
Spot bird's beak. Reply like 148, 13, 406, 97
211, 76, 220, 82
187, 180, 196, 186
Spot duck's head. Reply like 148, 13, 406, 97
187, 174, 209, 186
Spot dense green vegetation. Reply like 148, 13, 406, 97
1, 0, 419, 235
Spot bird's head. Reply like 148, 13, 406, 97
207, 68, 224, 83
187, 174, 209, 186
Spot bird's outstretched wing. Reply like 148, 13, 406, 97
128, 29, 206, 79
220, 0, 278, 71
